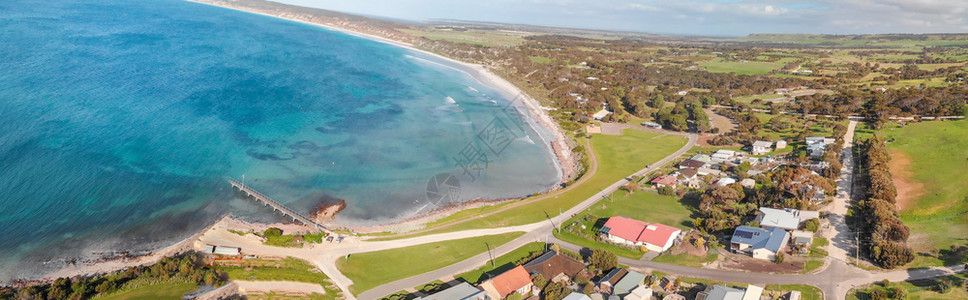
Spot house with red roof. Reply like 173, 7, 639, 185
650, 175, 677, 188
600, 216, 682, 252
480, 265, 534, 299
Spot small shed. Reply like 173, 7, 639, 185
791, 230, 813, 245
212, 246, 241, 256
775, 140, 787, 149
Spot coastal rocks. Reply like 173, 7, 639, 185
309, 198, 346, 223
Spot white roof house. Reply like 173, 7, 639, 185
751, 141, 772, 155
775, 140, 788, 149
697, 284, 764, 300
716, 178, 737, 186
593, 108, 611, 120
755, 207, 819, 231
418, 282, 488, 300
625, 286, 653, 300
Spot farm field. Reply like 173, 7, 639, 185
879, 120, 968, 267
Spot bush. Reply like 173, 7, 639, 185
804, 218, 820, 232
774, 252, 785, 264
263, 227, 283, 237
589, 249, 618, 271
869, 288, 887, 300
890, 286, 907, 299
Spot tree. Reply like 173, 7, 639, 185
774, 252, 785, 264
263, 227, 283, 237
890, 286, 907, 299
589, 249, 618, 271
869, 288, 887, 300
530, 273, 548, 290
804, 218, 820, 232
541, 281, 570, 300
650, 94, 665, 109
550, 243, 561, 253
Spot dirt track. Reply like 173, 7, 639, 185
886, 149, 924, 210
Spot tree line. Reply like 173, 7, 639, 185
855, 136, 914, 268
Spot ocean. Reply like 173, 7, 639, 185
0, 0, 560, 280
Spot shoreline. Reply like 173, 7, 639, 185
188, 0, 575, 233
28, 0, 575, 283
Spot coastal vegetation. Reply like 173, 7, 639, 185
336, 232, 524, 295
0, 252, 225, 300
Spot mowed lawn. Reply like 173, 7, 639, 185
881, 120, 968, 267
412, 129, 689, 235
556, 191, 695, 259
219, 257, 340, 299
337, 232, 524, 295
99, 281, 198, 300
698, 58, 784, 75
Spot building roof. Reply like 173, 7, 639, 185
752, 141, 772, 148
703, 285, 746, 300
417, 282, 487, 300
716, 178, 737, 186
626, 286, 654, 300
691, 154, 713, 163
563, 292, 593, 300
755, 207, 800, 230
600, 217, 681, 247
651, 175, 677, 186
593, 108, 610, 120
740, 178, 756, 188
612, 270, 646, 295
679, 168, 698, 179
805, 136, 827, 144
482, 265, 532, 298
523, 251, 585, 280
598, 268, 628, 287
731, 226, 788, 253
679, 159, 706, 169
742, 285, 763, 300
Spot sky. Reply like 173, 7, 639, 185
275, 0, 968, 36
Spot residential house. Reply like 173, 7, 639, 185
480, 265, 534, 299
755, 207, 820, 231
805, 136, 832, 159
690, 154, 713, 164
522, 251, 585, 284
596, 268, 628, 294
791, 230, 813, 246
686, 177, 704, 189
710, 150, 736, 162
625, 286, 653, 300
678, 168, 698, 182
697, 167, 722, 177
716, 177, 737, 186
696, 284, 764, 300
600, 217, 682, 252
730, 226, 790, 260
563, 292, 593, 300
418, 282, 490, 300
740, 178, 756, 188
651, 175, 677, 189
593, 108, 611, 121
612, 270, 646, 296
678, 159, 706, 169
751, 141, 772, 155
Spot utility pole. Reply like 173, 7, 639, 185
545, 211, 558, 232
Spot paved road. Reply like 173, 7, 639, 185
354, 131, 697, 299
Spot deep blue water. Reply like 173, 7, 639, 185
0, 0, 559, 280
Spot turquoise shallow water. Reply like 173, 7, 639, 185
0, 0, 559, 280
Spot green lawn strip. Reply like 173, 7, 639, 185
698, 58, 783, 75
652, 251, 719, 268
338, 232, 525, 295
218, 257, 341, 300
764, 284, 824, 300
554, 230, 644, 259
801, 260, 824, 273
98, 281, 198, 300
846, 273, 967, 300
392, 130, 688, 237
880, 120, 968, 267
246, 292, 329, 300
456, 242, 547, 284
809, 238, 829, 258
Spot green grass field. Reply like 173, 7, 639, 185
879, 120, 968, 267
847, 273, 967, 300
698, 58, 784, 75
219, 257, 341, 300
404, 129, 688, 236
337, 232, 524, 295
98, 281, 198, 300
764, 284, 824, 300
455, 242, 547, 284
398, 29, 528, 47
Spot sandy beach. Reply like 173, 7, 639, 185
188, 0, 575, 232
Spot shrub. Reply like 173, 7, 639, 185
804, 218, 820, 232
263, 227, 283, 237
869, 288, 887, 300
589, 249, 618, 271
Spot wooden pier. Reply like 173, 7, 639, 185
228, 178, 325, 232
